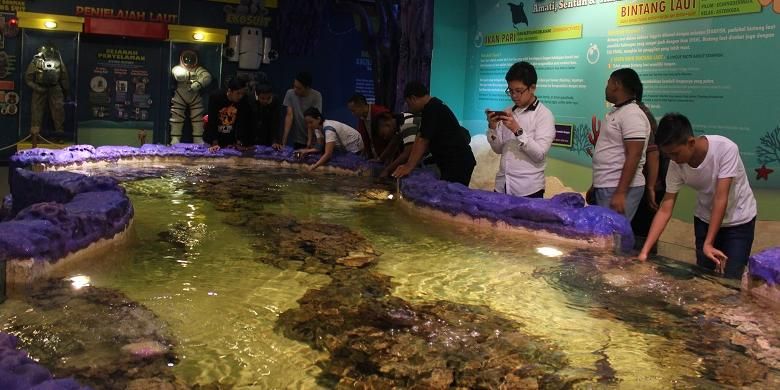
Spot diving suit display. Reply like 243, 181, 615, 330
169, 49, 212, 144
24, 44, 69, 136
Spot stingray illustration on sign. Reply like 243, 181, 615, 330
508, 2, 529, 29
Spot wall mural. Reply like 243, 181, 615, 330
459, 0, 779, 188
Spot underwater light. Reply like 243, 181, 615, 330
536, 246, 564, 258
68, 275, 91, 289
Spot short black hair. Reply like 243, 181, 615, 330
505, 61, 537, 86
303, 107, 323, 120
403, 81, 429, 98
610, 68, 643, 100
347, 93, 368, 105
227, 77, 248, 91
655, 113, 694, 147
295, 72, 312, 88
255, 83, 273, 94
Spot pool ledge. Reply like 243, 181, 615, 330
5, 219, 133, 290
1, 168, 134, 287
397, 197, 614, 250
399, 170, 633, 252
744, 247, 780, 306
6, 144, 780, 291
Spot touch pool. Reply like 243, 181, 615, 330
1, 161, 779, 389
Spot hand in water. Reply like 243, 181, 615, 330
703, 243, 728, 274
392, 163, 413, 179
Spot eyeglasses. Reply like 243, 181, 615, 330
505, 87, 529, 97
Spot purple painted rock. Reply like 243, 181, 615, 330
749, 247, 780, 286
0, 332, 88, 390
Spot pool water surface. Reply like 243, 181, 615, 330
2, 165, 777, 389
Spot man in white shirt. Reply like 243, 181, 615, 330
638, 113, 756, 279
590, 68, 650, 219
486, 61, 556, 198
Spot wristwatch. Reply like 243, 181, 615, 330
515, 127, 523, 136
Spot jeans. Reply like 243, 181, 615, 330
694, 216, 756, 279
593, 186, 645, 220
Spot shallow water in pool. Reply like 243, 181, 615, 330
2, 164, 777, 389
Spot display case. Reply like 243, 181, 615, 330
166, 41, 222, 144
19, 28, 79, 144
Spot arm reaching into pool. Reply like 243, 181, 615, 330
309, 141, 336, 171
391, 136, 430, 179
381, 141, 413, 178
637, 192, 677, 261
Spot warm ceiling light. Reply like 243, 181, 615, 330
192, 32, 205, 41
43, 20, 57, 29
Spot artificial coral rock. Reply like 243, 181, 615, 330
400, 170, 635, 252
0, 169, 132, 262
0, 333, 88, 390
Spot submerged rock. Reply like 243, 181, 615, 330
537, 250, 779, 387
251, 213, 380, 274
276, 269, 584, 388
1, 278, 179, 389
158, 221, 208, 250
184, 168, 284, 212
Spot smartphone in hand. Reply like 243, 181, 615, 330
486, 110, 508, 118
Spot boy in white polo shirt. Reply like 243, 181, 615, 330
638, 113, 757, 279
590, 68, 650, 219
486, 61, 556, 198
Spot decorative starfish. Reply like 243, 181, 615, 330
755, 164, 774, 180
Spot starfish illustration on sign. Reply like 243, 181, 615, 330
755, 164, 774, 180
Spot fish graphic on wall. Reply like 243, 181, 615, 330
507, 2, 529, 29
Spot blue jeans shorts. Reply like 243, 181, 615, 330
593, 186, 645, 221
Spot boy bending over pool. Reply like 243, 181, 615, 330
637, 113, 756, 279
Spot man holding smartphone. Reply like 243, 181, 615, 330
486, 61, 556, 198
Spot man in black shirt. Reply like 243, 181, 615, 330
253, 83, 283, 146
203, 77, 253, 151
392, 81, 476, 186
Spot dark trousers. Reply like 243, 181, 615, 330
439, 163, 475, 187
525, 189, 545, 198
631, 188, 664, 251
694, 216, 756, 279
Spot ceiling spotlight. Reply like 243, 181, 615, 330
43, 20, 57, 29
